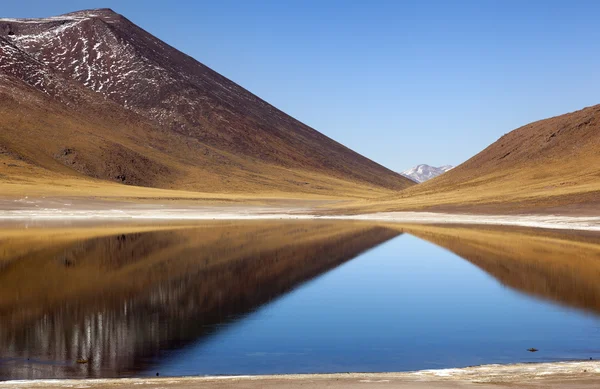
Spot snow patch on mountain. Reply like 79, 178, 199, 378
401, 164, 454, 183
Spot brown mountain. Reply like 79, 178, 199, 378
355, 104, 600, 213
0, 9, 413, 198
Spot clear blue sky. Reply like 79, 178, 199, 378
3, 1, 599, 171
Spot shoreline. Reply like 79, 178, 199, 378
2, 196, 600, 232
1, 207, 600, 232
2, 361, 600, 388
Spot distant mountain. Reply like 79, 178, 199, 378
0, 9, 414, 197
401, 164, 454, 183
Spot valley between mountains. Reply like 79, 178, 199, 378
0, 8, 598, 218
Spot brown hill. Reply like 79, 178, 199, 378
353, 104, 600, 214
0, 9, 413, 199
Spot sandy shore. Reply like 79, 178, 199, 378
1, 361, 600, 388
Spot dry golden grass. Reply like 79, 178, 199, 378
0, 171, 348, 202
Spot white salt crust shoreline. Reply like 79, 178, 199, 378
1, 207, 600, 231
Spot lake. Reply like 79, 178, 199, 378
1, 221, 600, 380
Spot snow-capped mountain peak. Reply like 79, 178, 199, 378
401, 164, 454, 183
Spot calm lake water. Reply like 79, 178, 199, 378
1, 221, 600, 380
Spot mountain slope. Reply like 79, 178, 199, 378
0, 9, 414, 199
0, 9, 413, 198
401, 164, 453, 183
354, 104, 600, 213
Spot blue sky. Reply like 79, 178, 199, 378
3, 1, 599, 171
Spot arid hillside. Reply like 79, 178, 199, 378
354, 104, 600, 214
0, 9, 413, 199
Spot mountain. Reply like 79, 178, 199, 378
355, 104, 600, 214
0, 9, 414, 198
401, 164, 453, 183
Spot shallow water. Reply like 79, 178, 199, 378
1, 221, 600, 380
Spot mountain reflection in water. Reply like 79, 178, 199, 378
404, 226, 600, 316
2, 222, 600, 380
0, 222, 400, 380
